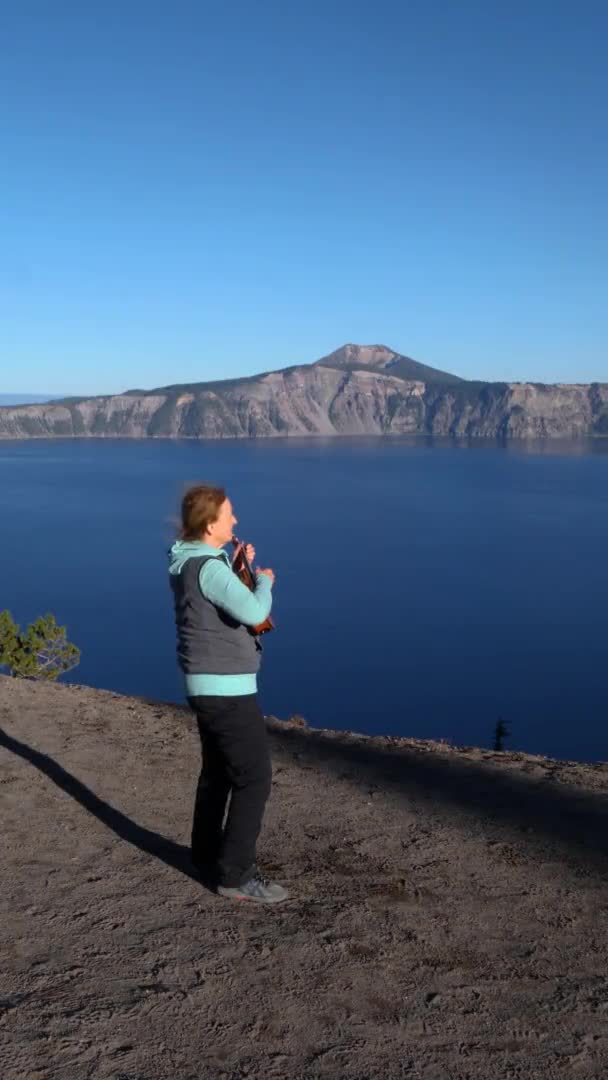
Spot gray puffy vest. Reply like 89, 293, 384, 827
171, 555, 261, 675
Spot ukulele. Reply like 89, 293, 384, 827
231, 536, 275, 636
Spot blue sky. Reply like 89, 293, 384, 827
1, 1, 606, 395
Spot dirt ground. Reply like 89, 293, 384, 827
2, 677, 608, 1080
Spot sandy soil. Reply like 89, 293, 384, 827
2, 676, 608, 1080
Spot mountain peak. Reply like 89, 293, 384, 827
314, 343, 464, 385
315, 344, 399, 369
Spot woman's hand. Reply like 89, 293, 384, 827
256, 568, 275, 586
245, 543, 256, 564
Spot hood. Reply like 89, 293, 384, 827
168, 539, 230, 576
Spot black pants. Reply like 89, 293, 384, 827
187, 694, 272, 888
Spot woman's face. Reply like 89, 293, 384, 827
207, 497, 237, 547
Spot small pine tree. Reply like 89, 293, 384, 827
0, 610, 80, 681
493, 716, 510, 752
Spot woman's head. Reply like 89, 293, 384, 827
180, 485, 237, 547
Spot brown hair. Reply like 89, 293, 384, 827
180, 484, 226, 541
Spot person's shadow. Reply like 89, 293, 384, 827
0, 725, 208, 888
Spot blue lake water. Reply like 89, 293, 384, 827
0, 436, 607, 762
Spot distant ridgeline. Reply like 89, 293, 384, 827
1, 344, 606, 439
0, 394, 62, 406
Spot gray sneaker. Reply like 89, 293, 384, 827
217, 874, 289, 904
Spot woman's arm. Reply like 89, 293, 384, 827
199, 558, 273, 626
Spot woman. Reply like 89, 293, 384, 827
169, 484, 288, 904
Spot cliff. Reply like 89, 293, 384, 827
2, 677, 608, 1078
2, 343, 607, 439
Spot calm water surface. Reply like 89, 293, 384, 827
0, 436, 606, 762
